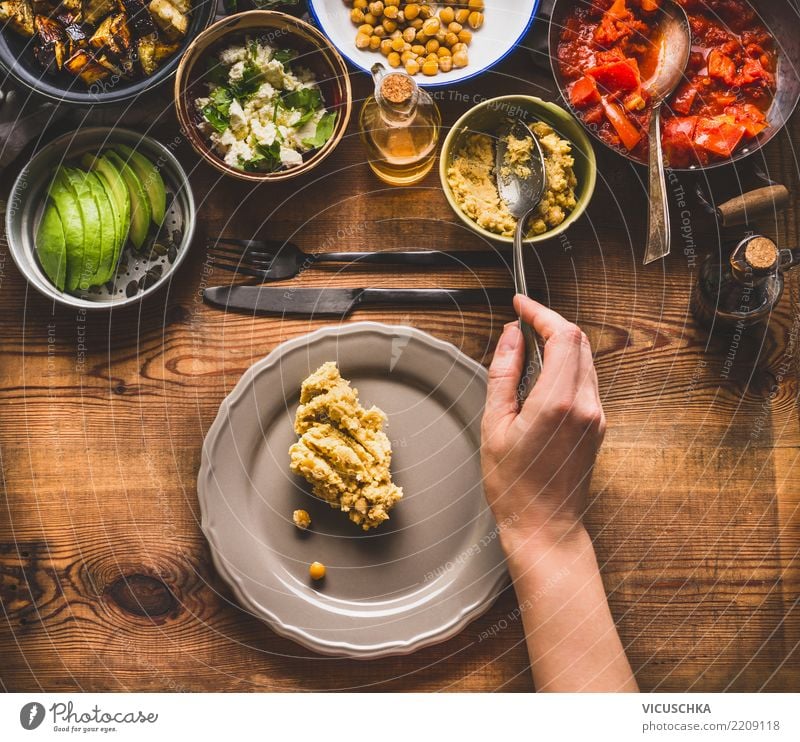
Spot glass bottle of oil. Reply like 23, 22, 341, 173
359, 62, 441, 186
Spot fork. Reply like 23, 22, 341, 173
207, 238, 509, 281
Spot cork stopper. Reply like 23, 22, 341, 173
744, 236, 778, 272
381, 73, 414, 105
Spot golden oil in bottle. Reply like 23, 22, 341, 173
359, 63, 441, 186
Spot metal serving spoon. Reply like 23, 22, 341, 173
496, 118, 548, 405
642, 0, 691, 265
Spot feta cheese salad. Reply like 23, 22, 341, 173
195, 38, 338, 173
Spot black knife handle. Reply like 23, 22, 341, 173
359, 288, 514, 306
319, 250, 510, 268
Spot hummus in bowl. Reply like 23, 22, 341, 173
439, 96, 596, 245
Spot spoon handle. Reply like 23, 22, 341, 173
513, 211, 543, 408
644, 105, 671, 265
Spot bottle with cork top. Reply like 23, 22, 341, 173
692, 234, 800, 330
359, 62, 441, 186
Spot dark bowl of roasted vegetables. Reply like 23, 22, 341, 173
5, 126, 196, 309
0, 0, 216, 105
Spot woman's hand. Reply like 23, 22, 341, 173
480, 296, 636, 692
481, 295, 606, 553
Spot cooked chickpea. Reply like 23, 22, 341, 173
387, 50, 401, 66
354, 0, 367, 7
468, 0, 485, 9
380, 38, 393, 55
351, 8, 365, 24
422, 17, 440, 35
309, 561, 326, 581
444, 32, 459, 47
421, 59, 439, 76
468, 11, 484, 29
382, 19, 397, 32
411, 43, 426, 55
457, 29, 473, 44
437, 46, 451, 57
364, 12, 377, 25
404, 3, 420, 20
373, 25, 385, 37
368, 1, 383, 15
369, 35, 381, 50
438, 55, 453, 72
452, 49, 469, 67
405, 58, 420, 75
455, 8, 470, 24
357, 23, 373, 35
439, 6, 454, 24
426, 39, 439, 53
390, 36, 405, 51
400, 49, 416, 63
402, 26, 416, 42
419, 4, 433, 20
383, 4, 398, 19
355, 32, 371, 49
448, 21, 462, 33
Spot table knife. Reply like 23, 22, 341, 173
203, 286, 515, 316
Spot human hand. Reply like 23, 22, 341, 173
481, 295, 606, 554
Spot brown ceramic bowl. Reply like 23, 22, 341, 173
174, 10, 352, 183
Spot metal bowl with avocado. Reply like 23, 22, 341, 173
5, 127, 195, 311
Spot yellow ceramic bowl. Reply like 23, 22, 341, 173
439, 95, 597, 245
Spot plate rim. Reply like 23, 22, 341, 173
197, 321, 509, 659
307, 0, 541, 89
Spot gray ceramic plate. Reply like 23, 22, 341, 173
198, 322, 508, 659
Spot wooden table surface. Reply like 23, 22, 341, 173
1, 43, 798, 692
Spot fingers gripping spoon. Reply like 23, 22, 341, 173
496, 119, 547, 406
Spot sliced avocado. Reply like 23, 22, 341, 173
62, 168, 102, 292
84, 171, 116, 285
113, 144, 166, 227
105, 150, 150, 249
49, 168, 86, 293
36, 203, 67, 291
83, 153, 131, 271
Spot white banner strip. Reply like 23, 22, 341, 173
1, 693, 798, 741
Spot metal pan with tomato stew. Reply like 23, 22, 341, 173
550, 0, 798, 169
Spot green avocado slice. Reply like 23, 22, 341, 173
105, 150, 150, 250
35, 203, 67, 291
83, 153, 131, 274
62, 168, 102, 292
113, 144, 166, 227
84, 171, 116, 286
49, 168, 86, 293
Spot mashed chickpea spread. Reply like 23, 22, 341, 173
447, 122, 578, 237
289, 362, 402, 531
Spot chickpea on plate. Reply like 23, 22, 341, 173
347, 0, 486, 77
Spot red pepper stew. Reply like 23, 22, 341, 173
556, 0, 776, 167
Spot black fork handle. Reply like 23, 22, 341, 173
318, 250, 510, 268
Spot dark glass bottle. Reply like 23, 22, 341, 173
692, 235, 800, 330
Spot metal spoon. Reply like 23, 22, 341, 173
642, 0, 691, 265
496, 118, 548, 405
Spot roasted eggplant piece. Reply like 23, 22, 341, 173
118, 0, 154, 37
89, 12, 130, 56
64, 47, 110, 84
148, 0, 186, 40
33, 14, 67, 73
136, 30, 156, 74
83, 0, 116, 25
56, 12, 88, 48
0, 0, 35, 37
153, 37, 177, 63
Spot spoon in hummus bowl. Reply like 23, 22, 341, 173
496, 118, 547, 405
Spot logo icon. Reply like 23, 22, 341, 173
20, 702, 45, 731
